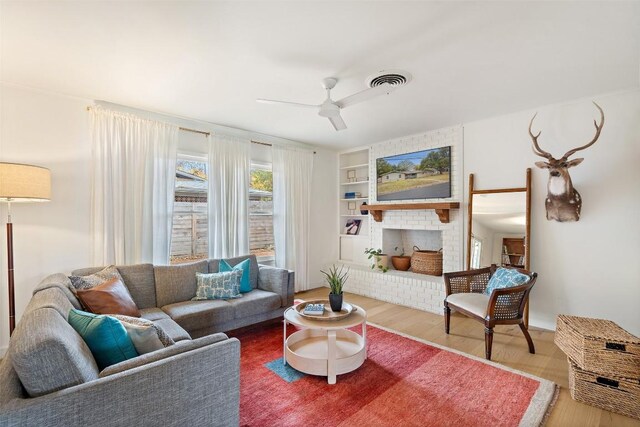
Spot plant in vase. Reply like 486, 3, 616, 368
364, 248, 389, 273
320, 264, 349, 312
391, 246, 411, 271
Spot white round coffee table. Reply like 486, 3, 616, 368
283, 303, 367, 384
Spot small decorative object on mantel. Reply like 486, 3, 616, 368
364, 248, 388, 273
391, 246, 411, 271
529, 102, 604, 222
360, 202, 368, 215
320, 264, 349, 312
411, 246, 443, 276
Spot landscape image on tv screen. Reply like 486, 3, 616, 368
376, 147, 451, 201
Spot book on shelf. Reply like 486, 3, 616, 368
344, 219, 362, 235
302, 303, 324, 316
344, 192, 362, 199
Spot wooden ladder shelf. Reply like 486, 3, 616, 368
360, 202, 460, 223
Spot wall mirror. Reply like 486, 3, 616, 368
466, 169, 531, 271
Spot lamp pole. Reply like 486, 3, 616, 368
7, 200, 15, 335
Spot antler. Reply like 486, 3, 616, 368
528, 113, 554, 160
562, 102, 605, 160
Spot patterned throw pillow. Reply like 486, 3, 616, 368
193, 270, 243, 300
484, 267, 531, 295
111, 315, 174, 354
69, 265, 124, 293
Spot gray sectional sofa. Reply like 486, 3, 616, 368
0, 255, 294, 427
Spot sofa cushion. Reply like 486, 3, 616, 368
76, 278, 141, 317
219, 259, 252, 293
227, 289, 282, 319
24, 287, 75, 319
32, 273, 82, 309
9, 308, 99, 397
69, 265, 123, 293
155, 260, 209, 307
162, 300, 235, 333
210, 255, 259, 290
193, 271, 243, 300
71, 264, 157, 310
152, 318, 191, 342
68, 309, 139, 370
111, 315, 175, 354
140, 307, 170, 321
446, 293, 490, 318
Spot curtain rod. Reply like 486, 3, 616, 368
87, 106, 316, 153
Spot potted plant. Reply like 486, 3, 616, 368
320, 264, 349, 312
391, 246, 411, 271
364, 248, 389, 273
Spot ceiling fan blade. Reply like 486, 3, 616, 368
328, 114, 347, 131
335, 83, 397, 109
256, 99, 318, 109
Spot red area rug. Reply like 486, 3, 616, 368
234, 323, 557, 427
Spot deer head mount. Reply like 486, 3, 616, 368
529, 102, 604, 222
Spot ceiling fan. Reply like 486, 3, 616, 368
256, 75, 405, 131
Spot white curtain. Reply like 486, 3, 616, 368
272, 145, 314, 291
208, 134, 251, 259
90, 107, 178, 266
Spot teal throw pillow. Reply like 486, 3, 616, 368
484, 267, 531, 295
219, 258, 251, 293
68, 309, 138, 370
193, 270, 244, 300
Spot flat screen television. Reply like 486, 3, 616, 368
376, 146, 451, 201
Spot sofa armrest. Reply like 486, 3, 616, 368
99, 333, 229, 377
258, 265, 294, 307
0, 337, 241, 427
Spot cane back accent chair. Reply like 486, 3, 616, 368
444, 264, 537, 360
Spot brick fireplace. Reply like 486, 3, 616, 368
338, 125, 463, 314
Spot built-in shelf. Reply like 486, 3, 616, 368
339, 234, 367, 238
340, 181, 369, 186
360, 202, 460, 224
340, 163, 368, 170
340, 197, 368, 201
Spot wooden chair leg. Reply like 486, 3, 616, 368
444, 304, 451, 334
484, 327, 494, 360
519, 322, 535, 354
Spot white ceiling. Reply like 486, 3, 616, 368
1, 1, 638, 149
472, 192, 526, 234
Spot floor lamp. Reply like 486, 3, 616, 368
0, 162, 51, 336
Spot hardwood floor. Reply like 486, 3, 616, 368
296, 288, 640, 427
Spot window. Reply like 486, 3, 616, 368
470, 236, 482, 269
250, 163, 275, 265
170, 156, 208, 264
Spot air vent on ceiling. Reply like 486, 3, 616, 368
366, 70, 412, 88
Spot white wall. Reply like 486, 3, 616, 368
0, 84, 93, 354
0, 84, 337, 354
464, 89, 640, 335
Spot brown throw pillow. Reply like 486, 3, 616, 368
76, 278, 141, 317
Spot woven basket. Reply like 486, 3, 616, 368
411, 246, 443, 276
568, 358, 640, 420
555, 315, 640, 379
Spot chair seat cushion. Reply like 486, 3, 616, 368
227, 289, 282, 319
446, 293, 490, 318
162, 300, 235, 333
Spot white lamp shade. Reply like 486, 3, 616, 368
0, 162, 51, 202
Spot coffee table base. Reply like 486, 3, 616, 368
284, 327, 366, 384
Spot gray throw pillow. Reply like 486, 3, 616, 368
111, 315, 174, 354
